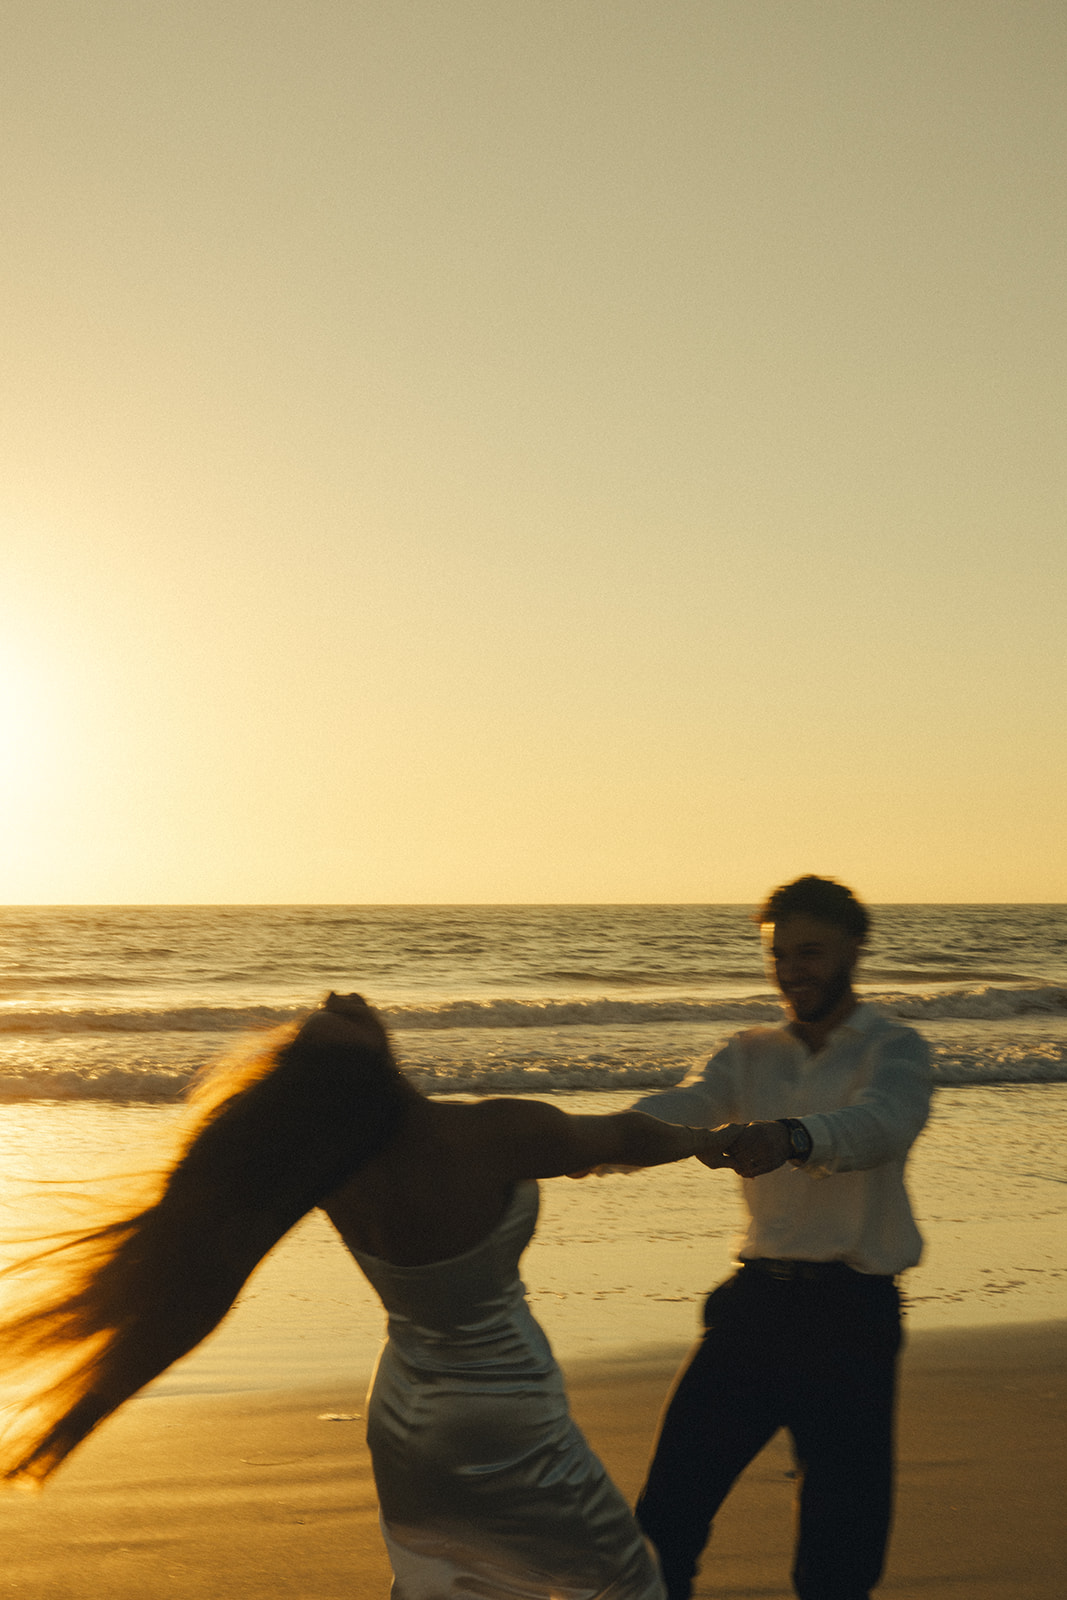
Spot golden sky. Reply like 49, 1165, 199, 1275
1, 2, 1064, 903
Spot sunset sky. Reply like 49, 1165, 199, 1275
2, 2, 1064, 904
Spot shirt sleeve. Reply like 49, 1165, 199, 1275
802, 1026, 933, 1175
630, 1038, 740, 1128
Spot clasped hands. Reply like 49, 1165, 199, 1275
714, 1119, 793, 1179
694, 1120, 792, 1178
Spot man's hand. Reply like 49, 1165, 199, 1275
725, 1121, 791, 1179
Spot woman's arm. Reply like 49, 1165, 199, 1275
304, 996, 741, 1180
473, 1098, 741, 1180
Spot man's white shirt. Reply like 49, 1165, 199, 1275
634, 1003, 932, 1276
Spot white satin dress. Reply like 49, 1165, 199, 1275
338, 1180, 664, 1600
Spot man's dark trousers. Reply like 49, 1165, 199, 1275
635, 1261, 902, 1600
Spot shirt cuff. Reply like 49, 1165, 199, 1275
797, 1113, 835, 1175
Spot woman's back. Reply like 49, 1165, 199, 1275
330, 1133, 665, 1600
322, 1097, 524, 1266
337, 1178, 551, 1373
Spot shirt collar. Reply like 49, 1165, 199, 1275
779, 998, 880, 1048
837, 1000, 880, 1036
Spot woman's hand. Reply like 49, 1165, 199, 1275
565, 1164, 642, 1179
721, 1120, 792, 1178
568, 1121, 745, 1178
695, 1123, 745, 1169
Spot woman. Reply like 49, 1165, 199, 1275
0, 992, 739, 1599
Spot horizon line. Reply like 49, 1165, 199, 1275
1, 900, 1063, 911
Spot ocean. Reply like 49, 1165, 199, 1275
1, 902, 1065, 1099
1, 904, 1064, 1391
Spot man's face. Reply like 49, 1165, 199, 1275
762, 914, 861, 1024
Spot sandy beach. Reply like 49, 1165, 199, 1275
1, 1319, 1062, 1599
1, 903, 1064, 1597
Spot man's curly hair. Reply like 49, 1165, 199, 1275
756, 875, 870, 941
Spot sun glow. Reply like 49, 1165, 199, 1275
0, 646, 56, 790
0, 632, 77, 895
0, 680, 45, 785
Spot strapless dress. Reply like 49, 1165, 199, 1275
339, 1179, 664, 1599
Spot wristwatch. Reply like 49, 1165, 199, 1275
779, 1118, 813, 1165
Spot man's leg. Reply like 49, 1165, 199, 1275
636, 1273, 785, 1600
787, 1274, 901, 1600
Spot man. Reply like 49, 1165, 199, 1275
633, 876, 932, 1600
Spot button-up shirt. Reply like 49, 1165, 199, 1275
634, 1003, 932, 1276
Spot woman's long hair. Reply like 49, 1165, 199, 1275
0, 1010, 413, 1487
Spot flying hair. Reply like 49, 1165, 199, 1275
0, 1013, 413, 1488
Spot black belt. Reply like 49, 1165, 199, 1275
740, 1257, 887, 1284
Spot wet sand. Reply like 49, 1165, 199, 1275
0, 1320, 1062, 1599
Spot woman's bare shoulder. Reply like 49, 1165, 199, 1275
423, 1095, 566, 1130
411, 1098, 577, 1178
450, 1096, 570, 1138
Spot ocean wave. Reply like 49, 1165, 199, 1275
930, 1042, 1067, 1086
0, 1005, 304, 1035
2, 983, 1064, 1036
2, 1037, 1065, 1103
875, 985, 1067, 1021
387, 986, 1067, 1028
0, 1067, 194, 1103
0, 1060, 696, 1104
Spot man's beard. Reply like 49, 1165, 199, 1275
787, 962, 853, 1023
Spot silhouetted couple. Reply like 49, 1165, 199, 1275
1, 876, 930, 1600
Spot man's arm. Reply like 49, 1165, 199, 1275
727, 1028, 933, 1179
630, 1039, 739, 1128
802, 1029, 932, 1173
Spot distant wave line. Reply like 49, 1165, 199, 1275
0, 983, 1065, 1036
